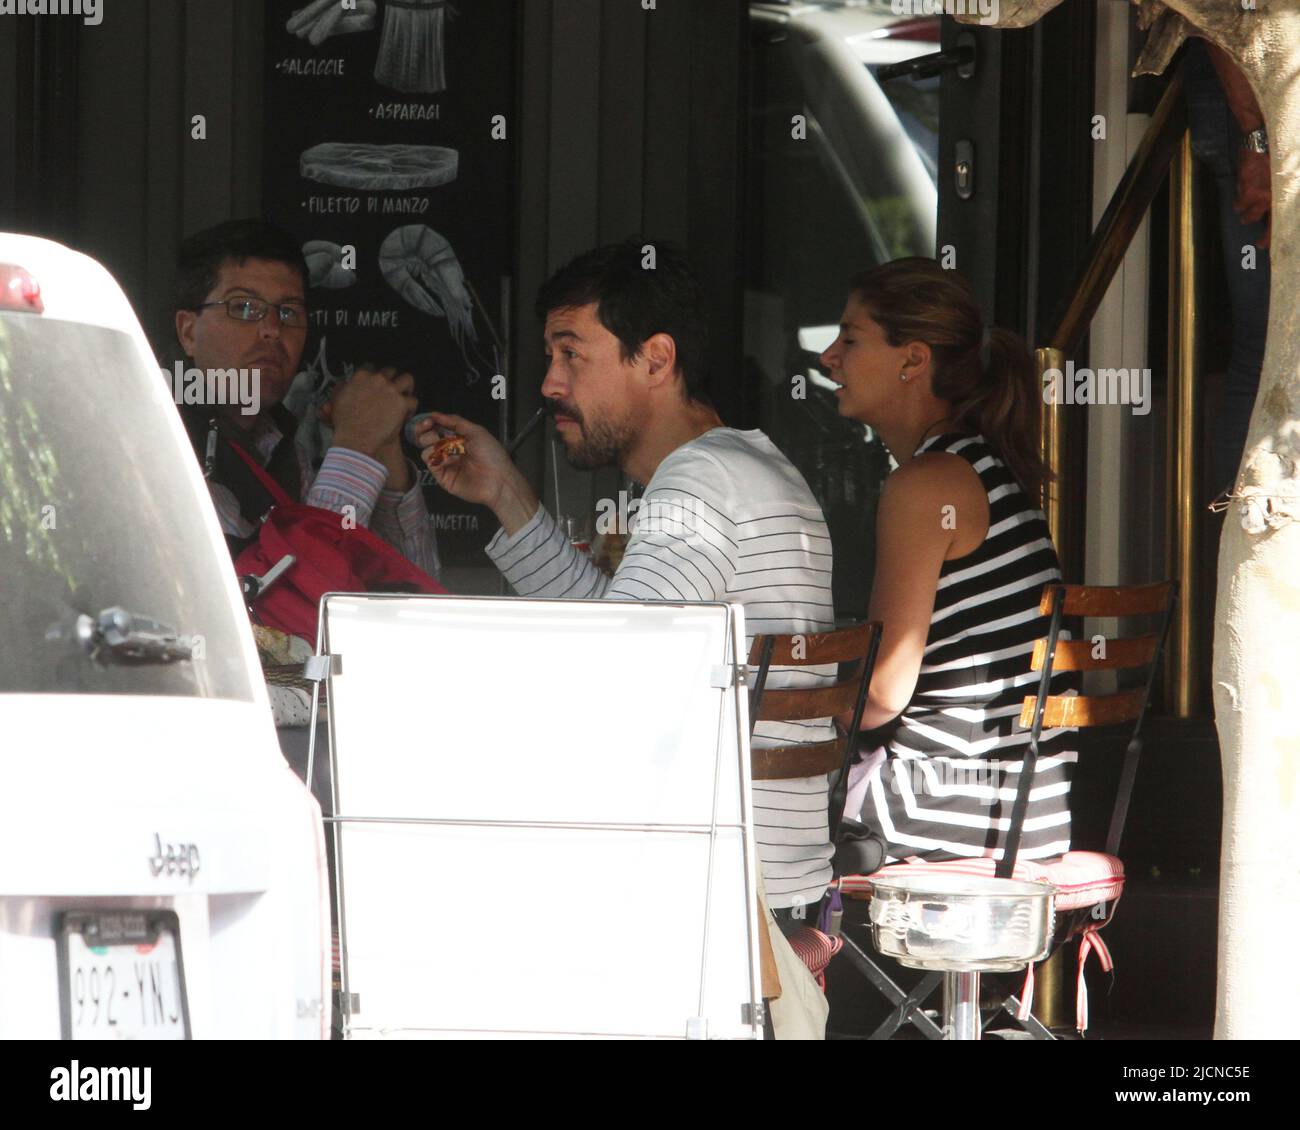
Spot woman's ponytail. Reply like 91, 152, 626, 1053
957, 326, 1052, 505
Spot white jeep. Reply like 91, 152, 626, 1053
0, 234, 329, 1039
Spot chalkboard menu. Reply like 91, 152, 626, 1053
262, 0, 516, 568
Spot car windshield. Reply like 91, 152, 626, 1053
0, 313, 256, 700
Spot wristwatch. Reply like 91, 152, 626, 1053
1241, 127, 1269, 154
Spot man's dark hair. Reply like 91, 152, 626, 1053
176, 218, 308, 311
535, 238, 712, 405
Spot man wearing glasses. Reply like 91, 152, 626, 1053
173, 218, 439, 579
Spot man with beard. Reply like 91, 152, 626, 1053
415, 239, 837, 925
173, 219, 439, 577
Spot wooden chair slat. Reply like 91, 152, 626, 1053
747, 623, 880, 667
1030, 634, 1160, 672
751, 740, 843, 781
752, 682, 860, 721
1039, 581, 1175, 618
1019, 688, 1146, 729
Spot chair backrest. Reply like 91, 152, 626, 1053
747, 622, 882, 843
996, 581, 1179, 878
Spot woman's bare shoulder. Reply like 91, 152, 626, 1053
883, 451, 983, 504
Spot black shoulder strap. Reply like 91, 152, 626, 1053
213, 435, 278, 527
183, 414, 278, 560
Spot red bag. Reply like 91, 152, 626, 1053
228, 443, 445, 641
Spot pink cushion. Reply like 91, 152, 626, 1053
1035, 851, 1125, 910
838, 851, 1124, 912
786, 926, 843, 986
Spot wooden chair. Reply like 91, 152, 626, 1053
835, 581, 1178, 1039
748, 622, 883, 839
747, 622, 883, 990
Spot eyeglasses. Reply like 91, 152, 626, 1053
195, 297, 309, 328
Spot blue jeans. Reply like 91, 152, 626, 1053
1184, 39, 1271, 493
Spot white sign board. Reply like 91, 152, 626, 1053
314, 594, 762, 1039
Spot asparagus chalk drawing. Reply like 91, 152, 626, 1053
374, 0, 451, 95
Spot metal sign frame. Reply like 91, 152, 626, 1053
305, 593, 763, 1039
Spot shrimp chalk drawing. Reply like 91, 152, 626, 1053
379, 224, 486, 383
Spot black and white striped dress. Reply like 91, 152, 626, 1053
858, 432, 1076, 863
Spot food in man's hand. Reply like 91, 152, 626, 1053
427, 433, 467, 468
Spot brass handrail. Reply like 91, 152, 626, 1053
1034, 64, 1204, 719
1165, 132, 1204, 717
1037, 69, 1187, 572
1048, 69, 1187, 356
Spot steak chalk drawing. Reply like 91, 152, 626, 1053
299, 142, 459, 191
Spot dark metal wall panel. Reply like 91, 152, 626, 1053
1029, 1, 1096, 348
181, 0, 238, 232
4, 17, 80, 243
547, 0, 603, 265
144, 0, 187, 354
509, 0, 556, 485
687, 0, 746, 423
0, 23, 19, 222
3, 2, 263, 353
640, 0, 691, 244
596, 0, 647, 243
76, 0, 150, 308
541, 0, 608, 518
229, 0, 265, 219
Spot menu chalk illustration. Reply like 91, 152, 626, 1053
264, 0, 515, 566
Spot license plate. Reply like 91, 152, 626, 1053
57, 911, 190, 1040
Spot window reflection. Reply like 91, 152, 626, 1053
744, 1, 940, 616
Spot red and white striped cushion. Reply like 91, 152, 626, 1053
837, 851, 1124, 911
786, 926, 843, 989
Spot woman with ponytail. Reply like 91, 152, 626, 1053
821, 256, 1076, 864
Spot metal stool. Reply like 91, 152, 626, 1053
867, 874, 1056, 1040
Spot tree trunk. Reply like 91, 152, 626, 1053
1190, 0, 1300, 1041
